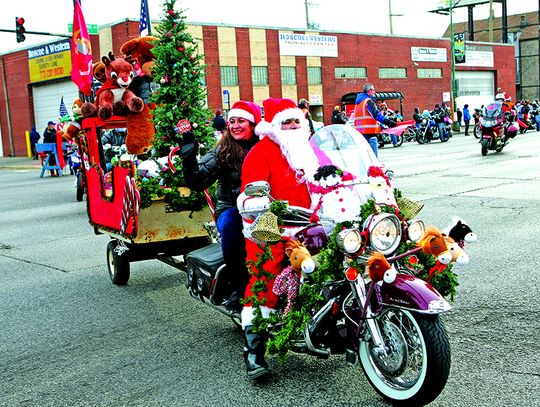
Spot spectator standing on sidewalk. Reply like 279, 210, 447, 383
463, 104, 471, 136
30, 127, 40, 160
43, 121, 58, 176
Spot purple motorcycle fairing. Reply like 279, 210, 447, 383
373, 273, 450, 313
294, 224, 328, 255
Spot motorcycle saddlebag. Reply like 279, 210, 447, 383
186, 242, 225, 298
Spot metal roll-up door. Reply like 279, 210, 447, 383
455, 71, 495, 111
32, 80, 79, 135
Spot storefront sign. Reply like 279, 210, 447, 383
411, 47, 447, 63
460, 50, 494, 67
279, 32, 338, 57
453, 33, 466, 64
27, 40, 72, 83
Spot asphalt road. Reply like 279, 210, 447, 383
1, 130, 539, 406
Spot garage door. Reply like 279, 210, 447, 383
455, 71, 495, 111
32, 80, 80, 136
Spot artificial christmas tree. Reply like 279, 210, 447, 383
138, 0, 215, 211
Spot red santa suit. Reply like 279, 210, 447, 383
238, 98, 315, 327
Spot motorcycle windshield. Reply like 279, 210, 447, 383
484, 102, 502, 119
309, 124, 380, 179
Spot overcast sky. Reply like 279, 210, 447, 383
0, 0, 537, 54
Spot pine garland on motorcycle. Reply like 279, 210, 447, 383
247, 188, 464, 359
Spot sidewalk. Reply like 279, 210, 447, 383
0, 156, 43, 170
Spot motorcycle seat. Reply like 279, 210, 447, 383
186, 242, 224, 275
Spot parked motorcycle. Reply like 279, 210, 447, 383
377, 131, 403, 148
184, 125, 451, 405
416, 112, 451, 144
480, 102, 518, 156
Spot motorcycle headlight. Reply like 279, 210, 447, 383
364, 213, 402, 255
407, 220, 425, 242
336, 229, 362, 254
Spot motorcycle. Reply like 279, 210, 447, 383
184, 125, 451, 405
480, 102, 518, 156
66, 144, 85, 202
377, 131, 403, 148
415, 112, 451, 144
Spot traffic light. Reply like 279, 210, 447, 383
15, 17, 26, 43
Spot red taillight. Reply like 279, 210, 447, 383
345, 267, 359, 281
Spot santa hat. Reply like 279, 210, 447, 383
255, 98, 306, 136
227, 100, 262, 125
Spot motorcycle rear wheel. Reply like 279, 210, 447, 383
473, 124, 481, 139
481, 138, 489, 156
358, 309, 450, 406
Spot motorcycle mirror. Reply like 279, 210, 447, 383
245, 181, 271, 197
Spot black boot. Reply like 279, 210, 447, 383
243, 325, 270, 380
222, 290, 242, 313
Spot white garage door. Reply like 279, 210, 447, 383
455, 71, 495, 111
32, 80, 80, 136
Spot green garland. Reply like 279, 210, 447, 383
249, 197, 461, 359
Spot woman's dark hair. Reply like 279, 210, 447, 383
216, 127, 254, 172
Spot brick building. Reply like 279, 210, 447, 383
0, 19, 515, 157
446, 11, 539, 100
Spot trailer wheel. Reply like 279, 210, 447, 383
106, 240, 130, 285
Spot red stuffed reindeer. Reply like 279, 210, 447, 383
82, 52, 144, 120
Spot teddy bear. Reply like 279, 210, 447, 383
120, 36, 158, 155
81, 52, 144, 120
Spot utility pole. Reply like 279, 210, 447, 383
488, 0, 494, 42
449, 0, 459, 131
388, 0, 404, 35
304, 0, 319, 30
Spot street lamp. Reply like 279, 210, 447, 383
449, 0, 460, 132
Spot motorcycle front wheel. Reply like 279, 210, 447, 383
481, 138, 489, 156
358, 309, 450, 406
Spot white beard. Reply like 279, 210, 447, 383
269, 127, 320, 182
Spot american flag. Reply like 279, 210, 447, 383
59, 97, 69, 118
139, 0, 151, 36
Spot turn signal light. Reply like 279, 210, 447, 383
345, 267, 359, 281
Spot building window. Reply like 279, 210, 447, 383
379, 67, 407, 78
220, 66, 238, 86
281, 66, 296, 85
334, 67, 367, 79
307, 67, 322, 85
417, 68, 443, 78
252, 66, 268, 86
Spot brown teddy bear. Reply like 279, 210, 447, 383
120, 36, 158, 155
81, 52, 144, 120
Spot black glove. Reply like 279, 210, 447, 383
181, 130, 196, 145
384, 118, 397, 128
179, 131, 198, 158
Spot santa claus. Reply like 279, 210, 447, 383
236, 98, 320, 380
